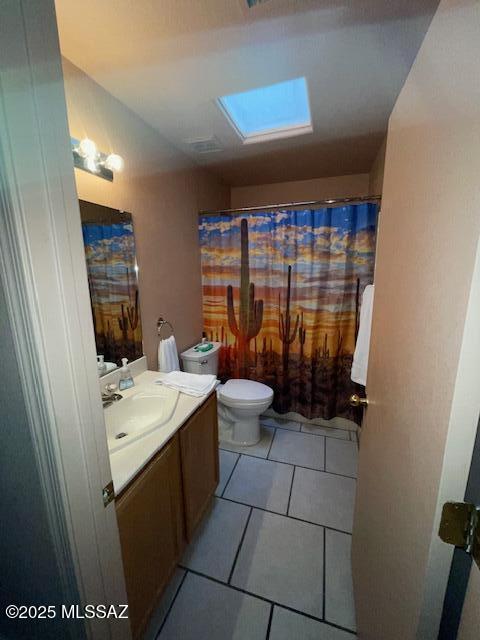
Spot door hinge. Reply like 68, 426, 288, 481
102, 481, 115, 507
439, 502, 480, 569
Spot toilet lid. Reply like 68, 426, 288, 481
219, 379, 273, 403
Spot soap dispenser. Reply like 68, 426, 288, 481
97, 355, 106, 376
118, 358, 134, 390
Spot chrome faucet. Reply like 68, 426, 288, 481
102, 383, 123, 408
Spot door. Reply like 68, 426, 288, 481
116, 436, 184, 639
350, 3, 480, 639
438, 418, 480, 639
180, 393, 219, 540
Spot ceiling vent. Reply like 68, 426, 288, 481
186, 137, 223, 154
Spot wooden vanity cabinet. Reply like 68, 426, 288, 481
179, 392, 219, 540
115, 435, 185, 639
115, 391, 219, 638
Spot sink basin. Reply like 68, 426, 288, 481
105, 384, 179, 452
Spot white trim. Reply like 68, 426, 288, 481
242, 124, 313, 145
0, 3, 130, 638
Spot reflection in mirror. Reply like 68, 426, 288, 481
79, 200, 143, 375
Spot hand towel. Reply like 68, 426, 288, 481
156, 371, 217, 397
351, 284, 374, 386
158, 335, 180, 373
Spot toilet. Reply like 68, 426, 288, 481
180, 342, 273, 445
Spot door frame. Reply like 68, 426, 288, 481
0, 2, 130, 638
438, 417, 480, 639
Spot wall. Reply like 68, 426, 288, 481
62, 59, 229, 369
230, 174, 369, 209
352, 1, 480, 638
368, 137, 387, 194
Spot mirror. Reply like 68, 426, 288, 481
79, 200, 143, 375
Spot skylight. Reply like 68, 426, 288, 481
218, 77, 312, 144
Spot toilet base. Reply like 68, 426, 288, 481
232, 416, 261, 446
218, 407, 261, 446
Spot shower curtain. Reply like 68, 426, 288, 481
199, 203, 378, 422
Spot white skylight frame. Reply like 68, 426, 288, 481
217, 77, 313, 145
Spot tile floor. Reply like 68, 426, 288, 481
153, 416, 359, 640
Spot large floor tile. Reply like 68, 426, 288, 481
216, 450, 240, 496
231, 509, 324, 618
325, 529, 356, 631
223, 455, 294, 514
181, 497, 250, 581
268, 429, 325, 470
325, 439, 358, 478
289, 467, 356, 533
261, 416, 301, 431
301, 423, 350, 440
143, 568, 185, 640
159, 572, 270, 640
220, 425, 275, 458
269, 606, 356, 640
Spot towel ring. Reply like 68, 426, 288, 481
157, 317, 174, 338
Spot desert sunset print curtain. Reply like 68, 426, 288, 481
199, 203, 378, 421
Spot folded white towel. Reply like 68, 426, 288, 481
351, 284, 374, 386
158, 335, 180, 373
156, 371, 218, 397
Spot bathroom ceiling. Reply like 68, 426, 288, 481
55, 0, 439, 187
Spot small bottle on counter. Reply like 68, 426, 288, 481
97, 355, 107, 376
118, 357, 134, 390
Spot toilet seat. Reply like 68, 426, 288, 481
219, 379, 273, 408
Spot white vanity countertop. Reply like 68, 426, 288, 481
108, 370, 214, 495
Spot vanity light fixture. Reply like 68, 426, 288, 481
85, 155, 99, 174
71, 137, 124, 182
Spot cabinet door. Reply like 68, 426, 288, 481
180, 392, 219, 540
116, 435, 184, 639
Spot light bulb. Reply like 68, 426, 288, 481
105, 153, 124, 172
78, 138, 97, 159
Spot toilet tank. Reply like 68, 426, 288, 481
180, 341, 222, 376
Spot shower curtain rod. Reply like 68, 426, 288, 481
199, 194, 381, 216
